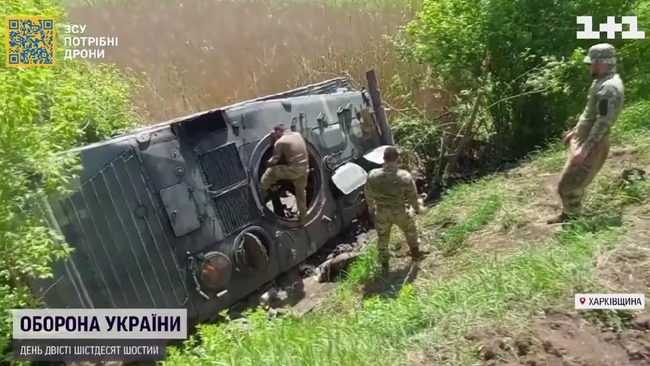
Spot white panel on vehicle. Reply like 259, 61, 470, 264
331, 162, 368, 195
363, 145, 393, 165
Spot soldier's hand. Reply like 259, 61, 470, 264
563, 130, 575, 145
367, 205, 375, 217
367, 205, 376, 225
415, 197, 427, 214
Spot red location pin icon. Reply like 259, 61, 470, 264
579, 297, 586, 305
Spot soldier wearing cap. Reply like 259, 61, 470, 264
548, 43, 625, 224
364, 146, 427, 274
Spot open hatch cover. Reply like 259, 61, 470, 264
362, 145, 393, 166
331, 162, 368, 195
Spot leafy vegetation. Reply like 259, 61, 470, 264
390, 0, 650, 184
0, 0, 137, 357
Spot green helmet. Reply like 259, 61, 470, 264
583, 43, 616, 65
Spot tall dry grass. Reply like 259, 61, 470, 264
67, 0, 442, 123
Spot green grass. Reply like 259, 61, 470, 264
341, 181, 505, 290
163, 101, 650, 366
165, 226, 623, 366
436, 193, 501, 255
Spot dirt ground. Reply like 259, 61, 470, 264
249, 144, 650, 365
468, 214, 650, 366
470, 306, 650, 366
467, 148, 650, 365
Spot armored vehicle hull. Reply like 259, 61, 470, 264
30, 76, 393, 324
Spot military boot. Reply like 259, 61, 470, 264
297, 213, 307, 226
546, 212, 576, 225
409, 246, 429, 263
379, 261, 390, 276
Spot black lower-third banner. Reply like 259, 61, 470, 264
13, 339, 167, 362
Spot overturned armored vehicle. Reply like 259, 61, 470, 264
32, 74, 394, 324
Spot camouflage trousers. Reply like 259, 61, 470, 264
557, 138, 610, 216
260, 164, 309, 223
375, 206, 419, 264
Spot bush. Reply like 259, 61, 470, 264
620, 0, 650, 100
613, 100, 650, 138
394, 0, 647, 167
0, 0, 137, 357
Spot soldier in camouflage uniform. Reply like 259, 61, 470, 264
365, 146, 426, 274
260, 124, 310, 225
548, 43, 625, 224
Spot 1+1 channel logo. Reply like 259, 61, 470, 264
577, 16, 646, 39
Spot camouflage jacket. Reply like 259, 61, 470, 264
365, 165, 419, 210
573, 71, 624, 149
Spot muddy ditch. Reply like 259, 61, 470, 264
226, 216, 376, 319
469, 179, 650, 366
228, 188, 444, 321
470, 306, 650, 366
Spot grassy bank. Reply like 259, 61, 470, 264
163, 101, 650, 365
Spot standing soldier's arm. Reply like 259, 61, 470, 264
584, 84, 621, 150
567, 80, 597, 140
364, 176, 376, 207
404, 173, 420, 211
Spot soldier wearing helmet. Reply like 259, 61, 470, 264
365, 146, 427, 274
548, 43, 625, 224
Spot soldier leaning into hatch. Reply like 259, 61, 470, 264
548, 43, 625, 224
365, 146, 426, 274
260, 124, 310, 225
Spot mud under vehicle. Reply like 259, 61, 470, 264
30, 72, 394, 325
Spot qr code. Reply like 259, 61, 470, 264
5, 16, 56, 67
